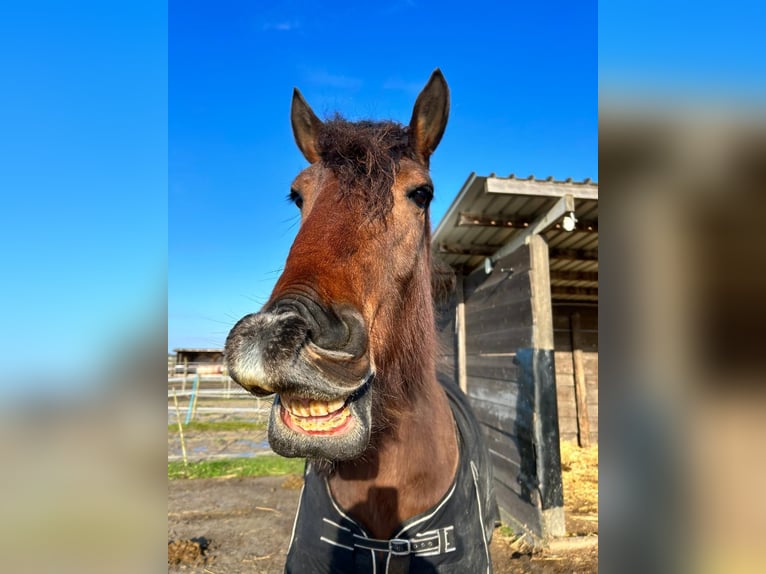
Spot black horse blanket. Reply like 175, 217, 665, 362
284, 380, 499, 573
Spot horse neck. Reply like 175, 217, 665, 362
329, 257, 459, 538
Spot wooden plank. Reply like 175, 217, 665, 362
458, 212, 534, 228
465, 326, 533, 355
571, 313, 592, 448
548, 248, 598, 262
581, 352, 599, 373
467, 376, 522, 408
549, 270, 599, 283
558, 412, 578, 427
531, 351, 564, 512
472, 401, 535, 440
437, 242, 499, 256
556, 381, 575, 399
469, 395, 533, 432
516, 346, 565, 537
456, 274, 468, 393
489, 450, 540, 501
586, 407, 598, 423
554, 331, 572, 351
559, 430, 578, 442
465, 354, 519, 381
488, 194, 575, 265
552, 305, 598, 330
465, 270, 533, 312
465, 298, 533, 333
555, 373, 575, 390
466, 293, 534, 324
551, 286, 599, 299
485, 176, 599, 201
556, 399, 576, 418
554, 329, 598, 352
558, 420, 579, 441
482, 425, 528, 467
554, 351, 598, 376
555, 404, 580, 419
528, 236, 554, 350
495, 481, 542, 536
553, 352, 575, 375
463, 246, 532, 299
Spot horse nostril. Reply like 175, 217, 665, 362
268, 297, 367, 356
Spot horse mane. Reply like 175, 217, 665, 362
317, 115, 417, 221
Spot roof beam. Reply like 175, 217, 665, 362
550, 270, 599, 283
437, 244, 599, 263
486, 194, 576, 268
551, 286, 599, 299
549, 248, 599, 262
485, 176, 598, 200
458, 212, 532, 228
437, 243, 500, 256
458, 211, 598, 232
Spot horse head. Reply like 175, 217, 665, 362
225, 70, 449, 463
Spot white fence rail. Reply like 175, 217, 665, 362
167, 372, 272, 425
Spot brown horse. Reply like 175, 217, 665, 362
225, 70, 496, 573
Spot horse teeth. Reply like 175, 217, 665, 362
309, 401, 326, 416
328, 398, 345, 412
282, 396, 347, 418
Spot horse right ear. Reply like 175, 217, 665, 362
291, 88, 323, 164
409, 69, 450, 165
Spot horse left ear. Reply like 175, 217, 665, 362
291, 88, 324, 164
409, 69, 450, 164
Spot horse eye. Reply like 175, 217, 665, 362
288, 189, 304, 210
407, 186, 433, 209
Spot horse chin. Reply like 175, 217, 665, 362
266, 379, 373, 461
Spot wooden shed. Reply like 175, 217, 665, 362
432, 173, 598, 541
172, 348, 225, 374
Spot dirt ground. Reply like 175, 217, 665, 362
168, 429, 598, 573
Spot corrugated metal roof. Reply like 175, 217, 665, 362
432, 173, 598, 302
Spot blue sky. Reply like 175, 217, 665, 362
169, 0, 598, 352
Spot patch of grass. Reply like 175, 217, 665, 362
497, 524, 516, 539
168, 455, 305, 480
167, 420, 268, 434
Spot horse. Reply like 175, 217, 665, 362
225, 69, 498, 573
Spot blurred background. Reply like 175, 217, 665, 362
600, 2, 766, 572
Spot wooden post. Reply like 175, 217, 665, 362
172, 387, 189, 474
182, 356, 188, 393
455, 274, 468, 394
570, 313, 591, 448
528, 235, 565, 538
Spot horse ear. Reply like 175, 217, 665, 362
291, 88, 323, 164
409, 69, 450, 164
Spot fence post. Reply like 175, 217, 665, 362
185, 373, 200, 425
570, 313, 591, 448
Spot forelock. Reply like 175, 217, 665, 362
316, 116, 417, 220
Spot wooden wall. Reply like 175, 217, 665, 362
552, 304, 599, 445
435, 236, 565, 541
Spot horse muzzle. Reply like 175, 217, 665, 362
224, 300, 374, 460
225, 300, 371, 395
